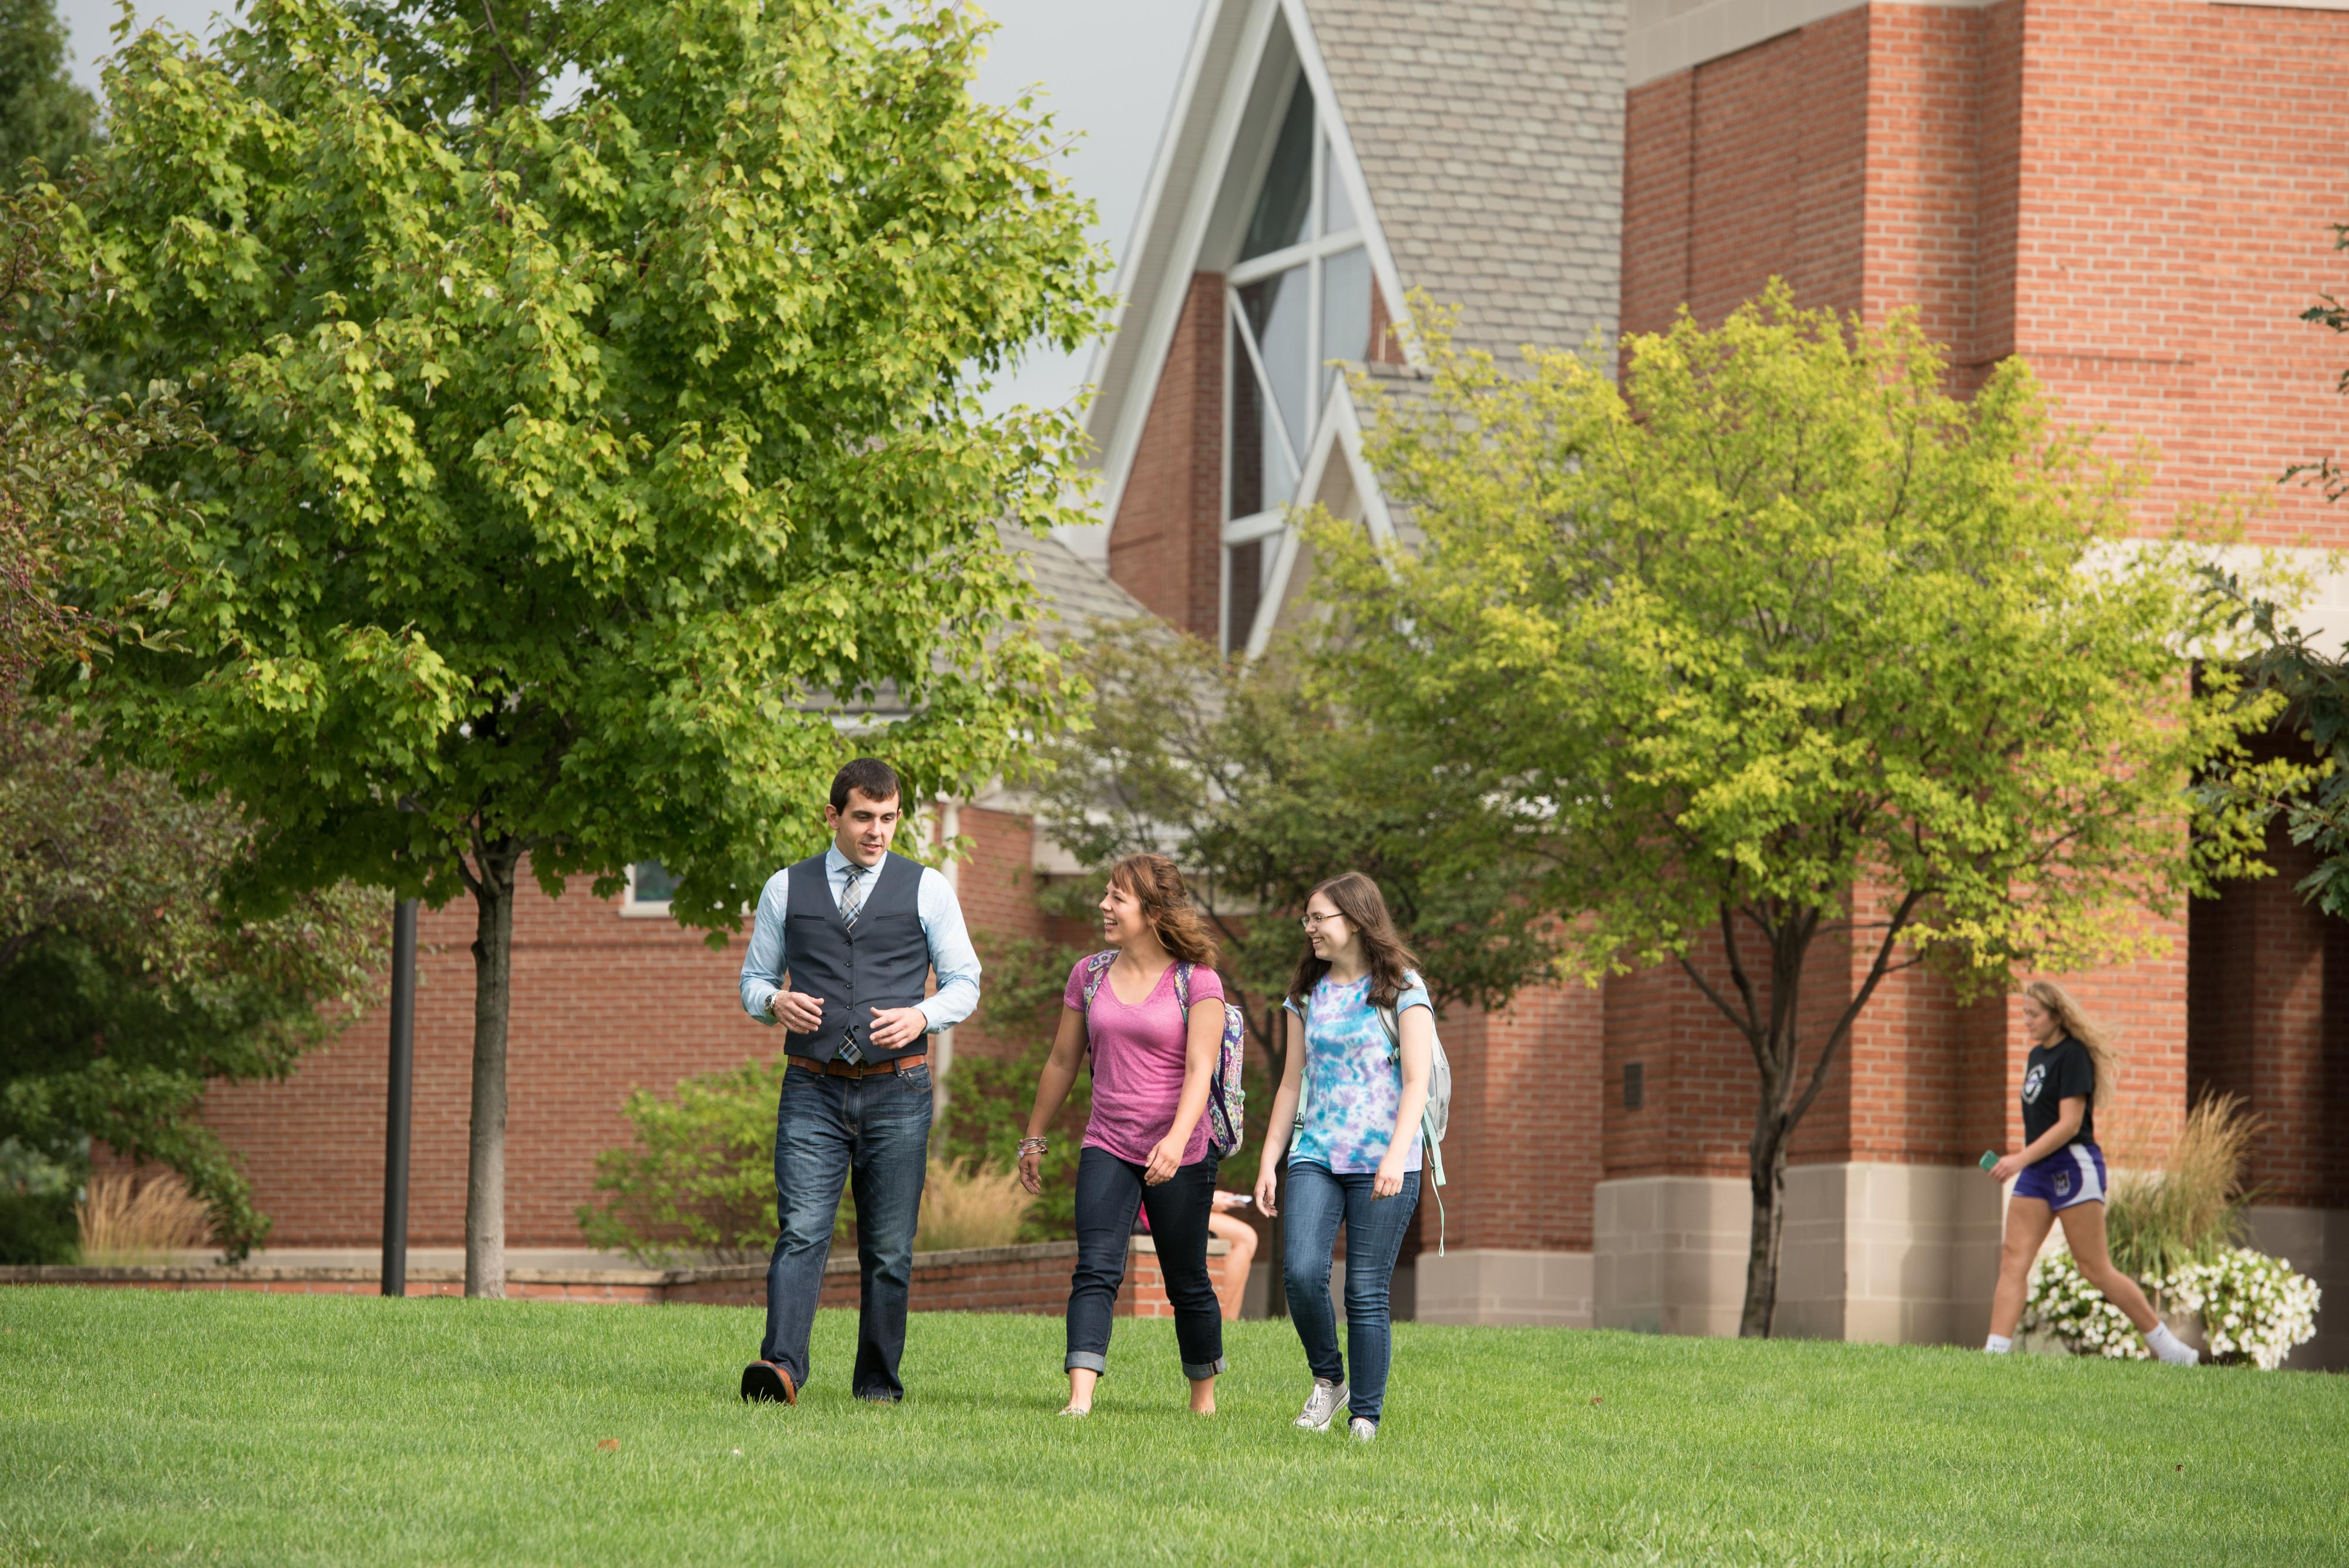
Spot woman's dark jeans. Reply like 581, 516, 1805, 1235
1066, 1144, 1226, 1380
1282, 1161, 1421, 1426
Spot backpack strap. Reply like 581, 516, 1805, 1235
1078, 951, 1116, 1057
1374, 1001, 1445, 1255
1171, 960, 1192, 1019
1079, 950, 1116, 1007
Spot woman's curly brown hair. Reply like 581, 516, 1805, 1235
1105, 853, 1219, 968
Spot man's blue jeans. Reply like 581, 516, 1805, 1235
759, 1061, 932, 1401
1282, 1161, 1421, 1427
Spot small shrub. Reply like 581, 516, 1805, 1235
2024, 1249, 2161, 1361
2106, 1093, 2259, 1283
76, 1173, 211, 1264
0, 1191, 78, 1264
579, 1056, 789, 1266
916, 1158, 1033, 1251
2025, 1245, 2321, 1369
0, 1139, 79, 1263
2182, 1246, 2323, 1370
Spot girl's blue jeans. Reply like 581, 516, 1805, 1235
1281, 1161, 1421, 1426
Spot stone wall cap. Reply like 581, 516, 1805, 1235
2, 1239, 1089, 1291
1130, 1238, 1232, 1257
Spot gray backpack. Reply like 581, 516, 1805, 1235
1375, 1002, 1450, 1256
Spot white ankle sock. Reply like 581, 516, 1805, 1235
2145, 1323, 2199, 1366
1984, 1334, 2013, 1354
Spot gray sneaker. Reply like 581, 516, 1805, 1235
1350, 1416, 1377, 1442
1294, 1379, 1348, 1431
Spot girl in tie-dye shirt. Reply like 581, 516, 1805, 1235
1287, 970, 1431, 1175
1254, 871, 1435, 1442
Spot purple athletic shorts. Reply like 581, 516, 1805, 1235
2013, 1143, 2106, 1211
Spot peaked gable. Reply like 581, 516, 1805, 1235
1083, 0, 1627, 659
1305, 0, 1623, 361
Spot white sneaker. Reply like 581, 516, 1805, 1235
1294, 1379, 1347, 1431
1349, 1417, 1376, 1442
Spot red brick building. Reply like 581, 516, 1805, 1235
197, 0, 2348, 1367
1608, 0, 2349, 1362
1075, 0, 2348, 1361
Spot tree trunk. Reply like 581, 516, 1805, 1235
464, 845, 520, 1298
1703, 893, 1920, 1339
1740, 1116, 1791, 1337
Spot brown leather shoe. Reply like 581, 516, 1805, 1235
740, 1361, 797, 1405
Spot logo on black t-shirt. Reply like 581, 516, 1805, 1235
2022, 1063, 2047, 1105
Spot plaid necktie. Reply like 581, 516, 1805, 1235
835, 863, 870, 1063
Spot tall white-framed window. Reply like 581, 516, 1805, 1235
1224, 70, 1372, 654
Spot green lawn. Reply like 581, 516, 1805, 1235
1, 1290, 2343, 1566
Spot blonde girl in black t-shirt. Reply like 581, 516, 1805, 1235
1982, 979, 2197, 1365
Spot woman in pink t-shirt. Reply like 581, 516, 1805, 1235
1017, 853, 1227, 1418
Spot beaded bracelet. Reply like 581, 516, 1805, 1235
1017, 1136, 1049, 1155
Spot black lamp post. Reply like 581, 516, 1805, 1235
381, 899, 418, 1297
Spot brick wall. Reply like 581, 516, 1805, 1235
1863, 4, 1993, 387
6, 1242, 1086, 1314
1620, 9, 1869, 344
1108, 272, 1226, 640
2190, 826, 2349, 1209
1994, 1, 2342, 550
1600, 910, 1901, 1184
946, 805, 1055, 1062
1613, 0, 2343, 1190
1626, 0, 2349, 546
196, 876, 760, 1248
1431, 983, 1605, 1253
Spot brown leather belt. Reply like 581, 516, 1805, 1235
788, 1052, 927, 1079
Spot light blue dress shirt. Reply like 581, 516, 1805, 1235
738, 845, 982, 1032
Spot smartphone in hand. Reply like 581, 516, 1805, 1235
1978, 1150, 2000, 1172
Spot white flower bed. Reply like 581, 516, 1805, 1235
2024, 1246, 2321, 1370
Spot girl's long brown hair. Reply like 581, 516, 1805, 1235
2023, 978, 2119, 1111
1287, 870, 1420, 1009
1106, 853, 1219, 968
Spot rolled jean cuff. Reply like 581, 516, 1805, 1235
1182, 1356, 1228, 1380
1065, 1351, 1107, 1374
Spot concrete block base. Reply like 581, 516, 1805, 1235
1413, 1248, 1594, 1326
2244, 1204, 2348, 1371
1596, 1163, 2003, 1344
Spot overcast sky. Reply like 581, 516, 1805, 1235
54, 1, 1203, 415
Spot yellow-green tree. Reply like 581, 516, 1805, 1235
65, 0, 1105, 1296
1315, 285, 2290, 1335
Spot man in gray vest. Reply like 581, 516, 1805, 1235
736, 757, 981, 1404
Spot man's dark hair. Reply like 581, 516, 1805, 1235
830, 758, 901, 812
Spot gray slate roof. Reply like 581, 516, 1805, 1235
1304, 0, 1623, 363
999, 524, 1155, 642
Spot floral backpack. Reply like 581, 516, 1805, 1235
1078, 951, 1247, 1158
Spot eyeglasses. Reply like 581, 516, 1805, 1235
1299, 913, 1344, 930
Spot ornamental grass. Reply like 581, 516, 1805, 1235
75, 1172, 211, 1264
916, 1158, 1034, 1253
2106, 1092, 2260, 1284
